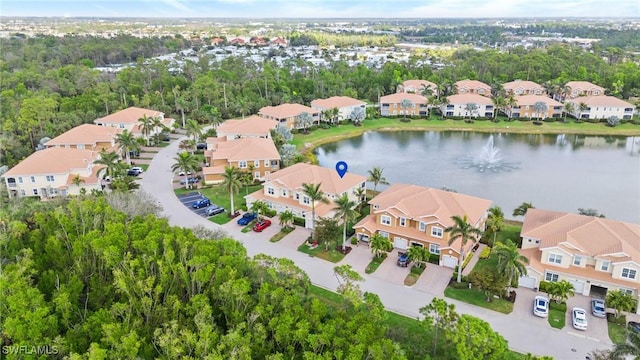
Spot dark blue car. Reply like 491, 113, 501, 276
192, 198, 211, 209
237, 212, 257, 225
397, 252, 410, 267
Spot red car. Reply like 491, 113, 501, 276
253, 219, 272, 232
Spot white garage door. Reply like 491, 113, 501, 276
569, 280, 585, 294
442, 255, 458, 268
394, 237, 408, 250
518, 276, 537, 289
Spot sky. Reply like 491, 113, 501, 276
1, 0, 638, 18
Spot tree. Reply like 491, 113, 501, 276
250, 200, 268, 220
578, 208, 605, 218
239, 171, 253, 195
333, 264, 363, 304
138, 114, 154, 146
491, 95, 506, 121
449, 315, 509, 360
485, 206, 504, 250
611, 331, 640, 359
302, 182, 329, 232
222, 166, 242, 216
563, 102, 575, 122
94, 150, 123, 180
278, 210, 294, 229
607, 115, 621, 127
464, 102, 479, 120
407, 245, 430, 268
115, 129, 140, 166
492, 240, 529, 290
369, 233, 393, 258
399, 98, 413, 122
171, 151, 200, 190
354, 186, 366, 212
445, 214, 482, 283
513, 202, 534, 217
578, 102, 589, 120
349, 106, 365, 126
185, 118, 203, 143
279, 144, 299, 167
547, 280, 575, 304
469, 269, 508, 302
532, 101, 548, 122
296, 112, 313, 133
314, 217, 341, 250
333, 193, 359, 252
606, 290, 637, 319
367, 166, 389, 192
109, 175, 140, 192
420, 298, 459, 357
505, 95, 518, 121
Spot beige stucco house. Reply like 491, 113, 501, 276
258, 103, 319, 130
379, 93, 429, 117
505, 95, 564, 120
45, 124, 120, 153
216, 115, 278, 140
310, 96, 366, 123
442, 94, 495, 118
564, 95, 635, 121
202, 137, 280, 184
455, 79, 492, 97
93, 106, 175, 137
564, 81, 606, 99
502, 80, 545, 96
397, 80, 439, 97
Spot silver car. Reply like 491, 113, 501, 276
572, 307, 588, 331
533, 296, 549, 317
591, 298, 606, 318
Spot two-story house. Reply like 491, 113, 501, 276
455, 79, 492, 97
518, 208, 640, 313
442, 94, 495, 118
379, 93, 429, 117
397, 80, 439, 97
202, 137, 280, 184
93, 106, 175, 137
216, 115, 278, 140
353, 184, 492, 268
310, 96, 366, 123
564, 95, 636, 121
564, 81, 606, 99
502, 80, 545, 96
3, 147, 103, 199
245, 163, 367, 229
505, 95, 564, 119
45, 124, 120, 153
258, 103, 320, 130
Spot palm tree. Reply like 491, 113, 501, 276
563, 102, 575, 123
445, 214, 483, 283
367, 166, 389, 192
321, 109, 332, 124
611, 332, 640, 359
302, 182, 329, 232
369, 233, 393, 258
513, 202, 534, 217
399, 98, 414, 122
491, 95, 506, 122
115, 129, 140, 166
138, 114, 154, 146
330, 107, 340, 124
94, 150, 123, 180
240, 172, 253, 195
505, 95, 518, 121
171, 151, 200, 190
185, 118, 203, 143
578, 102, 588, 121
222, 166, 242, 216
354, 187, 366, 212
333, 193, 359, 252
110, 176, 140, 193
251, 200, 268, 220
492, 240, 529, 290
606, 290, 637, 318
548, 280, 575, 304
485, 206, 504, 250
179, 139, 196, 154
279, 210, 295, 229
71, 174, 85, 192
408, 245, 430, 268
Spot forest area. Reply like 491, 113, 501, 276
1, 33, 639, 169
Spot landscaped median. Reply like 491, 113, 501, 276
547, 301, 566, 329
365, 254, 387, 274
404, 265, 425, 286
174, 184, 262, 224
297, 238, 346, 263
270, 226, 294, 243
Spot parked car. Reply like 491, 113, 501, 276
129, 150, 140, 158
237, 212, 257, 225
533, 296, 549, 317
397, 252, 410, 267
196, 143, 207, 150
180, 177, 199, 185
591, 298, 606, 318
572, 307, 588, 331
161, 133, 171, 141
192, 198, 211, 209
126, 169, 140, 176
131, 166, 144, 174
205, 205, 225, 216
628, 321, 640, 334
178, 170, 192, 176
253, 219, 272, 232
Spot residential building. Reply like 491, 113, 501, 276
202, 137, 280, 184
502, 80, 545, 96
565, 81, 606, 99
518, 208, 640, 313
455, 79, 492, 97
93, 106, 174, 137
311, 96, 366, 123
244, 163, 367, 228
353, 184, 492, 268
442, 94, 495, 118
379, 93, 429, 117
45, 124, 120, 153
3, 147, 102, 199
397, 80, 439, 97
216, 115, 278, 140
258, 103, 320, 130
504, 95, 564, 119
564, 95, 635, 120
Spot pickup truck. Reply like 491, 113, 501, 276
237, 212, 257, 225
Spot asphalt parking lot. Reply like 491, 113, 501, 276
177, 191, 215, 217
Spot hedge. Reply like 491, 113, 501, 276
293, 216, 306, 227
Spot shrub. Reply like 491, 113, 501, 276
428, 253, 439, 264
293, 216, 306, 227
461, 252, 474, 270
351, 238, 358, 245
479, 247, 491, 259
539, 281, 550, 293
264, 209, 277, 218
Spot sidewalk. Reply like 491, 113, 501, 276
462, 243, 487, 276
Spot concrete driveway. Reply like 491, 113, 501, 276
413, 263, 454, 295
278, 227, 311, 250
341, 244, 375, 274
566, 295, 610, 343
371, 249, 411, 284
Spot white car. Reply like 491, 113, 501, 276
131, 166, 144, 174
533, 296, 549, 317
572, 307, 588, 331
178, 170, 192, 176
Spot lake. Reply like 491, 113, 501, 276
315, 131, 640, 224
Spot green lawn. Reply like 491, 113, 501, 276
404, 265, 426, 286
297, 242, 346, 263
607, 314, 627, 345
174, 184, 263, 224
444, 286, 514, 314
548, 302, 566, 329
365, 254, 386, 274
270, 227, 294, 243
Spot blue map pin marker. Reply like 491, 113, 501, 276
335, 161, 348, 178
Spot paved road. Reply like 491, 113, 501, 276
141, 136, 614, 360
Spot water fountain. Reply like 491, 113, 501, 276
456, 135, 520, 172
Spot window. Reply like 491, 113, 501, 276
20, 189, 26, 196
431, 226, 443, 238
32, 189, 38, 196
50, 188, 58, 195
600, 261, 610, 272
78, 144, 85, 150
46, 175, 54, 182
379, 231, 389, 238
419, 222, 426, 232
380, 215, 391, 226
545, 272, 559, 282
548, 253, 562, 264
254, 171, 260, 179
271, 160, 278, 166
238, 161, 247, 168
30, 176, 36, 183
264, 160, 269, 167
18, 177, 23, 184
267, 187, 275, 195
119, 124, 125, 129
281, 189, 287, 197
303, 196, 310, 205
399, 218, 406, 227
429, 243, 440, 255
295, 193, 300, 200
573, 256, 582, 266
621, 268, 637, 280
254, 160, 260, 167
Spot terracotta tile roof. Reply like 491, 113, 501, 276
369, 183, 492, 228
64, 165, 103, 187
95, 107, 164, 125
566, 95, 634, 108
264, 163, 366, 196
522, 208, 640, 263
249, 189, 336, 218
205, 137, 280, 162
565, 81, 606, 93
503, 80, 544, 93
202, 165, 226, 176
446, 93, 494, 106
514, 95, 563, 107
379, 93, 428, 104
455, 79, 491, 92
217, 115, 278, 136
311, 96, 366, 109
4, 148, 97, 176
46, 124, 120, 147
400, 80, 438, 93
258, 103, 317, 119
